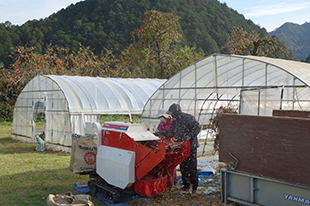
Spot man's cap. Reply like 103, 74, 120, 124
166, 103, 181, 115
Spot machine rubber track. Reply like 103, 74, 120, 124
88, 178, 124, 204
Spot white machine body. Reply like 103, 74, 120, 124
96, 145, 135, 189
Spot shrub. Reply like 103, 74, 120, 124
0, 103, 14, 121
209, 105, 238, 154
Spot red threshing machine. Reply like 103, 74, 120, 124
88, 122, 190, 203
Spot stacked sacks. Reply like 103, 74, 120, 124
70, 134, 97, 173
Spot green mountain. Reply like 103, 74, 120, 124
269, 22, 310, 61
0, 0, 266, 67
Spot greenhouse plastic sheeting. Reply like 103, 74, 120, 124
141, 54, 310, 130
11, 75, 166, 147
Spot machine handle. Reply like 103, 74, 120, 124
166, 145, 183, 151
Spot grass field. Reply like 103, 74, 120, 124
0, 122, 104, 206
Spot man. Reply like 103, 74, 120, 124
159, 103, 201, 194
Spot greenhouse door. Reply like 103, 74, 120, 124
32, 100, 46, 142
240, 86, 284, 116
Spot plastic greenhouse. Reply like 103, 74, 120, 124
141, 54, 310, 130
11, 75, 166, 150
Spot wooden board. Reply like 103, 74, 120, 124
219, 114, 310, 187
273, 110, 310, 118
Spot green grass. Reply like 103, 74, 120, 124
0, 121, 105, 206
99, 114, 141, 124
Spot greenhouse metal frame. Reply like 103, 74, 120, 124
141, 54, 310, 130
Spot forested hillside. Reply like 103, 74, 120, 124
269, 22, 310, 61
0, 0, 266, 68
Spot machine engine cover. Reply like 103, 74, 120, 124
96, 145, 135, 189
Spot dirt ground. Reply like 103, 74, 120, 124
127, 154, 230, 206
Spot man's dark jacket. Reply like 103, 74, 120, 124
161, 112, 200, 150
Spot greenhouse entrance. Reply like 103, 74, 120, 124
33, 100, 46, 142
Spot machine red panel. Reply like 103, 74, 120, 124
134, 142, 153, 165
154, 140, 190, 177
101, 130, 135, 151
134, 176, 167, 197
135, 141, 166, 180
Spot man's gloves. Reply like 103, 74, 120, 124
182, 136, 190, 141
154, 132, 189, 142
171, 136, 189, 142
154, 131, 165, 136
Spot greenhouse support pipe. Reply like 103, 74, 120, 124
280, 85, 284, 110
197, 94, 214, 155
257, 89, 261, 116
214, 56, 219, 98
178, 72, 181, 105
242, 58, 245, 87
128, 111, 133, 122
239, 90, 243, 114
194, 62, 197, 118
197, 93, 214, 155
197, 93, 213, 122
202, 94, 223, 156
293, 78, 296, 110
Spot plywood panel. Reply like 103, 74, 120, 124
273, 110, 310, 118
219, 114, 310, 187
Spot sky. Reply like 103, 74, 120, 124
0, 0, 84, 25
0, 0, 309, 32
218, 0, 310, 32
